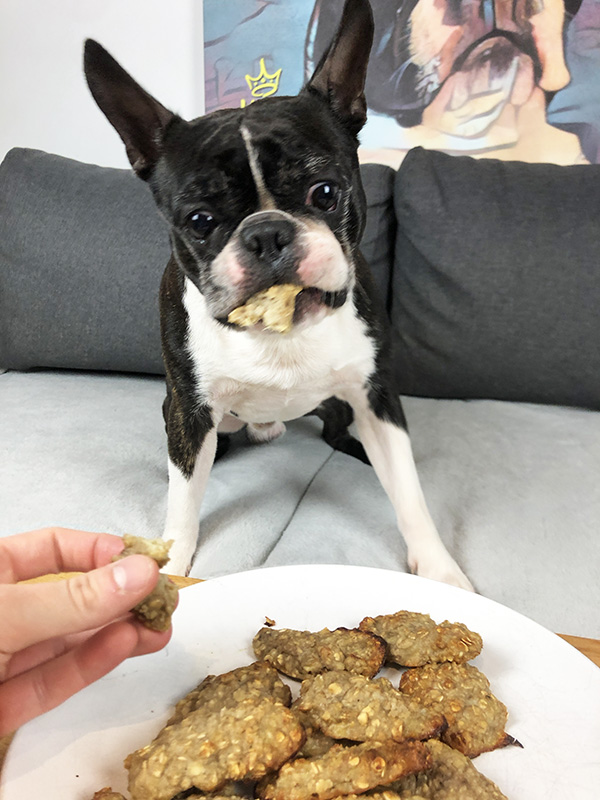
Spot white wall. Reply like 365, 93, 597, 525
0, 0, 204, 168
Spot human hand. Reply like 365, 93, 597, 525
0, 527, 173, 736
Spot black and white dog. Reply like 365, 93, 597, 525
84, 0, 472, 590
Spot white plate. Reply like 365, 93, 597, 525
2, 565, 600, 799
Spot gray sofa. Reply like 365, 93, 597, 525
1, 147, 599, 638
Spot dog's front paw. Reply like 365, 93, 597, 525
165, 539, 194, 577
408, 547, 475, 592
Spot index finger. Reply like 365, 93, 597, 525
0, 528, 126, 583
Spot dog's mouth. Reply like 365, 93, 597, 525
221, 285, 348, 333
294, 287, 347, 323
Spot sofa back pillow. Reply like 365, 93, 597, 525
0, 148, 170, 374
358, 163, 396, 312
391, 147, 600, 410
0, 149, 395, 376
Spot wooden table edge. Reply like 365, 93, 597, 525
1, 574, 599, 778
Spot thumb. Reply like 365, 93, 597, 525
3, 555, 159, 653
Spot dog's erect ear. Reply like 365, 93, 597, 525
84, 39, 174, 178
305, 0, 374, 135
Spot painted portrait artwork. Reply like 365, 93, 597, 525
204, 0, 600, 166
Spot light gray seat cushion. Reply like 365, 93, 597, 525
1, 369, 598, 637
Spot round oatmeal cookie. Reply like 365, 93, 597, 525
298, 671, 446, 743
258, 740, 431, 800
172, 794, 250, 800
292, 701, 337, 759
434, 621, 483, 663
91, 790, 126, 800
390, 739, 509, 799
167, 661, 291, 725
359, 611, 482, 667
170, 782, 254, 800
328, 794, 426, 800
253, 626, 386, 680
126, 697, 304, 800
359, 613, 437, 667
399, 663, 518, 757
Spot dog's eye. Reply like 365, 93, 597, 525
187, 211, 217, 242
306, 182, 339, 212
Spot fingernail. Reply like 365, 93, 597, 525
112, 555, 155, 593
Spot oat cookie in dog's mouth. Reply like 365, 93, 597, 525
227, 284, 303, 333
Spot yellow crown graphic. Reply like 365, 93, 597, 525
242, 58, 282, 107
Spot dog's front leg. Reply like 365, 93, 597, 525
347, 389, 474, 591
163, 399, 218, 576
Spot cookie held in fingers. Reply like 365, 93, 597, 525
253, 626, 386, 680
113, 534, 178, 632
399, 662, 520, 757
359, 611, 482, 667
298, 671, 446, 743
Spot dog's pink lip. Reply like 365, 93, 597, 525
294, 286, 348, 325
294, 287, 324, 321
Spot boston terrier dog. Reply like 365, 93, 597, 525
84, 0, 473, 590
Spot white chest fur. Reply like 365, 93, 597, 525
183, 278, 376, 424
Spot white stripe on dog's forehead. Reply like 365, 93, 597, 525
240, 124, 275, 209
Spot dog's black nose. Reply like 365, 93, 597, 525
240, 215, 295, 262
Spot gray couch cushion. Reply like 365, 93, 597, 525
392, 147, 600, 410
0, 148, 169, 374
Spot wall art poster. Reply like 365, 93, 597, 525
204, 0, 600, 166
